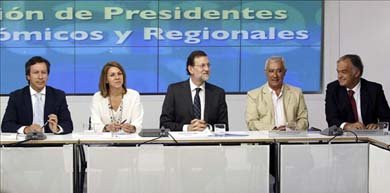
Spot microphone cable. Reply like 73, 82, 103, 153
7, 122, 48, 146
7, 138, 32, 146
327, 129, 359, 143
344, 130, 359, 142
326, 135, 338, 144
138, 135, 163, 145
168, 132, 178, 144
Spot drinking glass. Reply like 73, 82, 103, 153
286, 121, 297, 131
213, 123, 226, 136
378, 122, 389, 135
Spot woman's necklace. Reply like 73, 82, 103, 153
108, 95, 123, 124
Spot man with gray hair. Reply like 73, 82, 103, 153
325, 54, 390, 130
246, 56, 309, 131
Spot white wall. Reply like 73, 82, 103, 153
1, 1, 390, 132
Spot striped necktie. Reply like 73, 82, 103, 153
193, 88, 201, 119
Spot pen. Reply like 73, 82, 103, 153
34, 120, 48, 132
120, 119, 127, 124
41, 120, 49, 129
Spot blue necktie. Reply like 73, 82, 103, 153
193, 88, 201, 119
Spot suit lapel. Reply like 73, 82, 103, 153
24, 87, 33, 124
262, 86, 275, 125
204, 83, 211, 122
44, 87, 51, 123
360, 80, 368, 123
183, 81, 194, 118
339, 85, 355, 122
43, 87, 52, 132
282, 85, 291, 121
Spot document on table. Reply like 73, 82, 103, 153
224, 131, 249, 136
1, 133, 18, 140
169, 131, 214, 139
73, 131, 138, 139
169, 131, 250, 139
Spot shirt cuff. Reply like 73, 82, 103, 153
17, 126, 26, 134
54, 125, 64, 134
183, 124, 189, 132
340, 122, 347, 130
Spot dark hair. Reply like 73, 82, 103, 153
25, 56, 51, 76
99, 61, 127, 97
186, 50, 208, 75
337, 54, 364, 76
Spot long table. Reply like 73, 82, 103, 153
1, 131, 389, 193
0, 134, 78, 193
368, 136, 390, 193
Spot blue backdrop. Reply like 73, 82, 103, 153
0, 0, 323, 94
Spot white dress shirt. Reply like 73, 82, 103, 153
90, 89, 144, 132
268, 85, 286, 127
341, 81, 362, 129
17, 86, 64, 134
183, 79, 206, 131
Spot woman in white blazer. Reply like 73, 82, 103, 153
90, 61, 143, 133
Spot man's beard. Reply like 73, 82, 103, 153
201, 74, 209, 81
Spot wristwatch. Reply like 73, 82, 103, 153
103, 124, 109, 132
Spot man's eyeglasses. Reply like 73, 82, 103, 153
193, 63, 211, 68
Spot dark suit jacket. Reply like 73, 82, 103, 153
325, 78, 390, 127
1, 86, 73, 134
160, 80, 229, 131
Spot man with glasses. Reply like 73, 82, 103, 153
246, 56, 308, 131
160, 50, 228, 131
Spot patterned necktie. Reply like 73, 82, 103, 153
348, 90, 359, 122
193, 88, 201, 119
33, 93, 44, 126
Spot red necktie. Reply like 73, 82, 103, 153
348, 90, 359, 122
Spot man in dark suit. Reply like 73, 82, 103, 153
160, 50, 228, 131
1, 56, 73, 134
325, 54, 390, 130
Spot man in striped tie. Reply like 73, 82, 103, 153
160, 50, 229, 131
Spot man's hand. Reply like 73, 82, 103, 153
24, 124, 43, 133
188, 119, 208, 131
344, 122, 365, 130
121, 123, 136, 133
48, 114, 60, 133
273, 125, 286, 131
365, 123, 379, 130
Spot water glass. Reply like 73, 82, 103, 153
378, 122, 389, 135
286, 121, 297, 131
214, 123, 226, 136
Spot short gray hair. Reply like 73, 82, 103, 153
264, 56, 285, 70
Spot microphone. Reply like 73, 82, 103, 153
159, 126, 170, 137
26, 121, 48, 140
320, 125, 343, 136
138, 127, 170, 137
